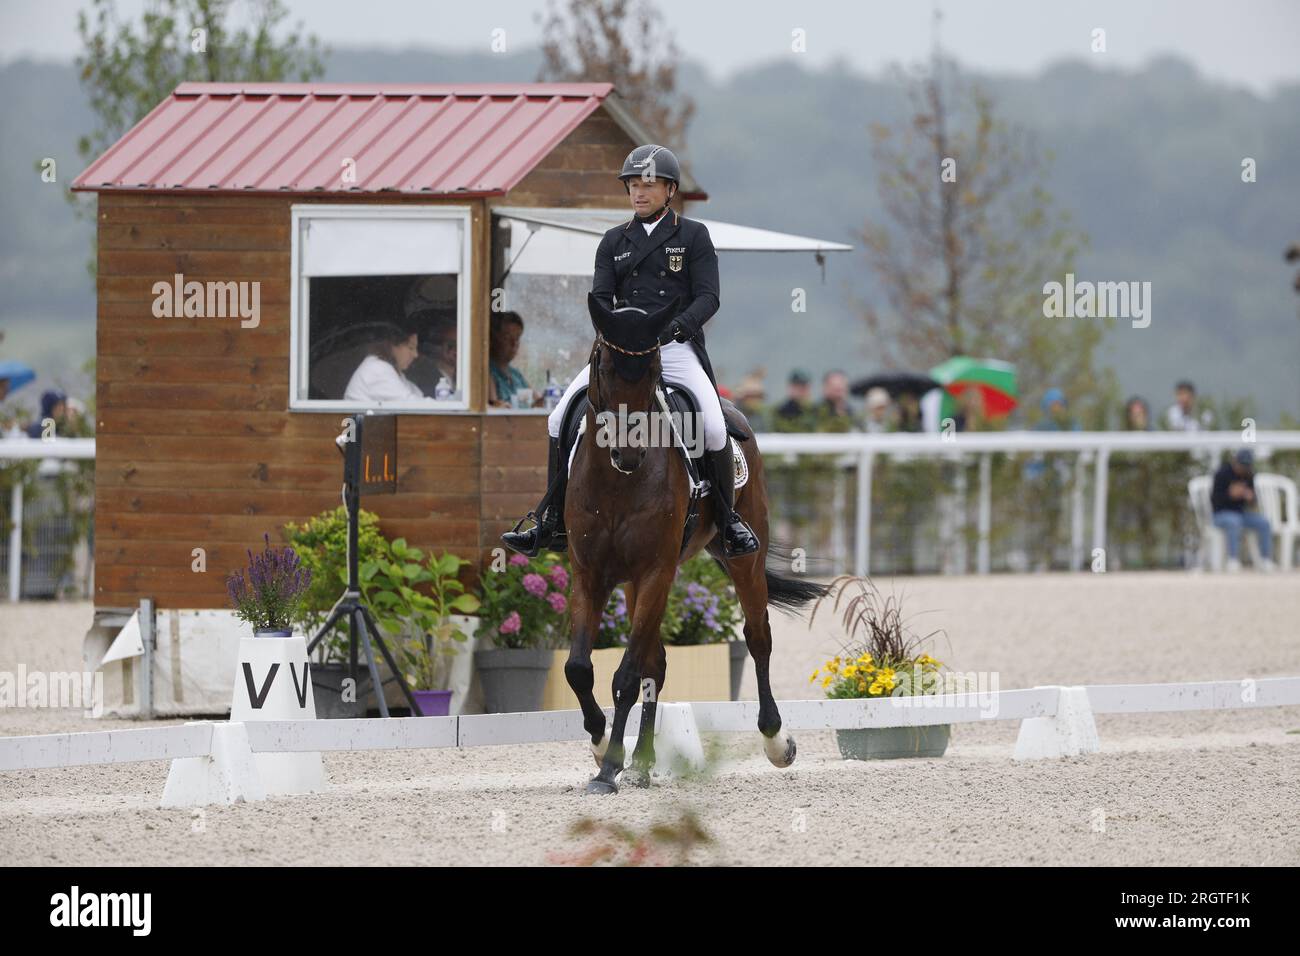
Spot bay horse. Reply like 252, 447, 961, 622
565, 292, 828, 794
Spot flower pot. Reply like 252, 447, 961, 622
835, 725, 951, 760
728, 640, 749, 701
538, 644, 730, 710
254, 627, 293, 637
411, 689, 452, 717
310, 661, 368, 719
474, 647, 555, 714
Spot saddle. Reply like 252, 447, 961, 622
557, 379, 753, 558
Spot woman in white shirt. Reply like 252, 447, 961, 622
344, 323, 428, 403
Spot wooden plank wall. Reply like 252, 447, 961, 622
94, 192, 487, 609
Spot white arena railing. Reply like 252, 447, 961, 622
754, 429, 1300, 575
0, 437, 95, 602
2, 678, 1297, 790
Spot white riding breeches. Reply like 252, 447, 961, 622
547, 341, 728, 452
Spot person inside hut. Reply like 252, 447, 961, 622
405, 314, 458, 397
343, 318, 429, 403
501, 144, 760, 558
489, 311, 541, 408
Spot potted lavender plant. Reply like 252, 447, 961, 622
226, 533, 312, 637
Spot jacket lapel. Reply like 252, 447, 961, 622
627, 209, 681, 273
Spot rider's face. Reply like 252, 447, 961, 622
628, 176, 672, 215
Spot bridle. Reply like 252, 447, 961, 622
589, 312, 662, 446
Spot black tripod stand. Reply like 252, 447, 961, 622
306, 415, 423, 717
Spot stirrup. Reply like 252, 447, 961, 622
721, 517, 759, 557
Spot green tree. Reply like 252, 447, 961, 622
75, 0, 325, 165
537, 0, 695, 148
858, 45, 1115, 423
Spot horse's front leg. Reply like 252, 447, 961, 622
589, 569, 673, 793
564, 578, 613, 766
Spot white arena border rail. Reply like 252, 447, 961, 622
2, 678, 1297, 806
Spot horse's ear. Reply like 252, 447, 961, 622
587, 292, 613, 338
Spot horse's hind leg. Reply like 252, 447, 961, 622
724, 546, 796, 768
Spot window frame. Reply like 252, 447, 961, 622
288, 203, 474, 414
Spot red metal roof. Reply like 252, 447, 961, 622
72, 82, 621, 197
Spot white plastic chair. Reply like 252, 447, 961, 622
1187, 475, 1262, 570
1253, 473, 1299, 569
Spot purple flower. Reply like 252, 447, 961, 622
523, 573, 548, 597
548, 592, 567, 613
548, 565, 569, 590
499, 611, 521, 634
509, 554, 529, 567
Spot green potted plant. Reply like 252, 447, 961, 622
283, 507, 390, 718
357, 541, 480, 717
476, 551, 569, 713
663, 554, 746, 700
225, 533, 312, 637
808, 575, 956, 759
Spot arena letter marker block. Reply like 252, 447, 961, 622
161, 722, 265, 807
1013, 685, 1100, 760
228, 635, 328, 797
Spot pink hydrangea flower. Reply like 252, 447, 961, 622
547, 592, 567, 614
509, 554, 529, 567
498, 611, 521, 634
548, 565, 569, 590
523, 573, 548, 597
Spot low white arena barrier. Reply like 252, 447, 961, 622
1, 678, 1297, 807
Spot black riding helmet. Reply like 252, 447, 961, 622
619, 145, 680, 222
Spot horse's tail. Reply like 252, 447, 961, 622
712, 537, 831, 614
764, 568, 830, 614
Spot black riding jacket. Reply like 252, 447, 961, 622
591, 207, 721, 387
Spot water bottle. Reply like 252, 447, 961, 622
543, 370, 562, 411
434, 376, 454, 401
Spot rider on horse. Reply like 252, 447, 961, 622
501, 144, 761, 560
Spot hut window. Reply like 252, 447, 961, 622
289, 205, 472, 413
487, 215, 603, 413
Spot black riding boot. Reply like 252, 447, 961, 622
707, 442, 759, 557
501, 435, 568, 556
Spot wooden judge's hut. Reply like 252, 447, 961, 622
71, 81, 850, 715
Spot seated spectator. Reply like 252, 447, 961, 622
1124, 395, 1152, 431
774, 369, 812, 422
863, 387, 893, 433
344, 320, 428, 403
1165, 380, 1214, 431
489, 311, 541, 408
1210, 449, 1275, 571
26, 389, 67, 439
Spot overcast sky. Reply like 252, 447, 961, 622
3, 0, 1299, 93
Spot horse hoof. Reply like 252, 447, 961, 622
590, 730, 611, 768
585, 776, 619, 795
763, 729, 797, 768
624, 766, 652, 789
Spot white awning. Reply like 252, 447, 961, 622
491, 206, 851, 276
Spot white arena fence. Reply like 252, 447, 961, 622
2, 677, 1297, 807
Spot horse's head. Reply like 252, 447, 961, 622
585, 292, 681, 473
